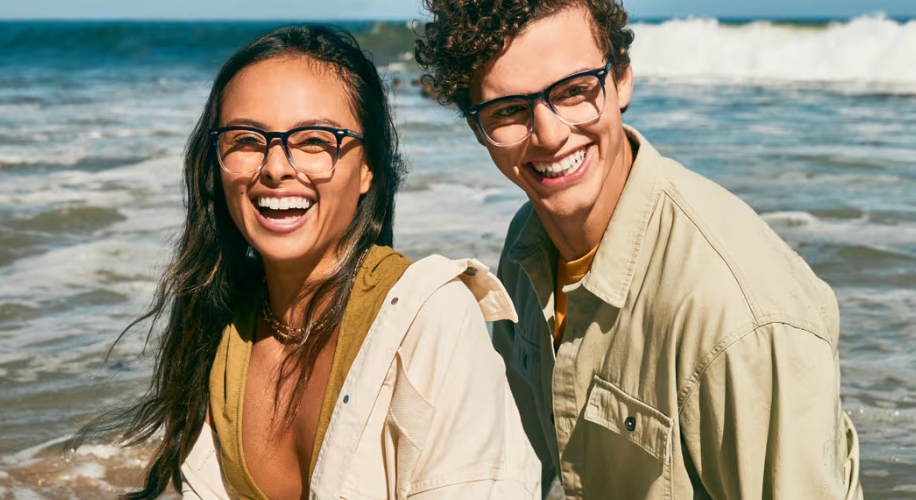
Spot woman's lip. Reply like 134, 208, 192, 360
248, 193, 316, 204
253, 204, 313, 234
526, 144, 594, 189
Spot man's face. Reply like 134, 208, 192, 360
469, 7, 633, 220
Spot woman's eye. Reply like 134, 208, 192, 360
233, 134, 263, 145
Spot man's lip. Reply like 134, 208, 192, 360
524, 144, 592, 165
524, 144, 594, 187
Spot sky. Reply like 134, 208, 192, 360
0, 0, 913, 20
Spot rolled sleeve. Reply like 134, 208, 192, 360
680, 323, 848, 499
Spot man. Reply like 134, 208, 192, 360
415, 1, 863, 498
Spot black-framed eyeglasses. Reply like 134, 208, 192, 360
209, 125, 365, 175
463, 61, 614, 147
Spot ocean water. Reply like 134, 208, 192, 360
0, 16, 915, 498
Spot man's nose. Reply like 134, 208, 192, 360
528, 100, 569, 151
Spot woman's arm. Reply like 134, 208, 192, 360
392, 280, 541, 499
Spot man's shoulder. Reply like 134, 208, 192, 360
504, 201, 536, 246
497, 201, 537, 273
646, 154, 840, 346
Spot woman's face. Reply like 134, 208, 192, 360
219, 56, 372, 269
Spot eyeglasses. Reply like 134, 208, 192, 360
464, 61, 614, 147
209, 125, 364, 175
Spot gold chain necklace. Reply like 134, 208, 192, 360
260, 249, 369, 343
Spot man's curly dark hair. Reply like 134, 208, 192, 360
415, 0, 635, 110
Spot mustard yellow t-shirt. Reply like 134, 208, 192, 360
554, 245, 599, 349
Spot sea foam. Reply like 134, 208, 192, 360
630, 15, 916, 91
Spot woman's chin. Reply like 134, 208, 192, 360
255, 244, 315, 267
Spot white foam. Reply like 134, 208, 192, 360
62, 463, 107, 480
631, 15, 916, 91
74, 444, 120, 460
395, 183, 525, 267
760, 210, 820, 227
761, 209, 916, 250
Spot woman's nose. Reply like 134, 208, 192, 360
260, 139, 296, 183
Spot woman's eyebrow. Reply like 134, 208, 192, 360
222, 118, 266, 128
220, 117, 346, 130
291, 118, 345, 129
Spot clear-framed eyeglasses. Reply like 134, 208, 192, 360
463, 61, 614, 147
209, 125, 364, 175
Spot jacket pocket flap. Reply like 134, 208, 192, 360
584, 375, 673, 463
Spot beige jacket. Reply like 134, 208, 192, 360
493, 127, 863, 499
180, 255, 542, 499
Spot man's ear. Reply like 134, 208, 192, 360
466, 118, 486, 146
359, 161, 373, 195
616, 65, 633, 110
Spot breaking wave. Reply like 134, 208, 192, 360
630, 15, 916, 91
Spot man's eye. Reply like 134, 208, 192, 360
565, 86, 585, 97
493, 104, 527, 119
557, 85, 588, 100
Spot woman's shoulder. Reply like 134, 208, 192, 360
392, 254, 517, 324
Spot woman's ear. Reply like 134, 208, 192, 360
359, 161, 373, 195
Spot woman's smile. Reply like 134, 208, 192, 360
251, 193, 316, 233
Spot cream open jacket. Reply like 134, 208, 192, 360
180, 255, 541, 500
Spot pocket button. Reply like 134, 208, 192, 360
625, 416, 637, 431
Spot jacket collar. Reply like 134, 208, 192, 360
507, 125, 663, 309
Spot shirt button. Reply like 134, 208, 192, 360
343, 395, 350, 404
390, 297, 398, 305
625, 416, 636, 431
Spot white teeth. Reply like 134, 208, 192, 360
256, 196, 313, 210
531, 148, 587, 178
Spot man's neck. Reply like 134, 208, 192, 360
537, 129, 636, 262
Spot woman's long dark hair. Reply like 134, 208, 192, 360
66, 25, 405, 499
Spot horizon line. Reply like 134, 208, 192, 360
0, 13, 912, 23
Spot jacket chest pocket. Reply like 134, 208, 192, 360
580, 374, 673, 500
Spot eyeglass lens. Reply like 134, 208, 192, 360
478, 73, 606, 145
216, 129, 339, 174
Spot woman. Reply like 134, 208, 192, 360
70, 25, 540, 499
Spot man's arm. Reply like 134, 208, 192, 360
492, 319, 557, 498
679, 323, 850, 499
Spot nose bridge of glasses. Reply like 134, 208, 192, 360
262, 132, 297, 173
529, 99, 570, 146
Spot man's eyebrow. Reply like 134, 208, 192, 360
482, 63, 605, 102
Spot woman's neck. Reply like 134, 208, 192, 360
262, 252, 335, 328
